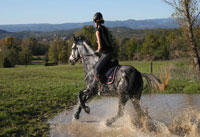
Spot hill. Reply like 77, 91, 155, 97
0, 18, 178, 32
0, 27, 177, 40
0, 29, 8, 33
0, 27, 176, 40
0, 28, 81, 40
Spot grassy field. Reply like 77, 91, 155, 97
0, 59, 200, 136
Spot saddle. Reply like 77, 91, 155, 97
99, 59, 119, 85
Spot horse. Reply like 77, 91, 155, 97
69, 36, 163, 127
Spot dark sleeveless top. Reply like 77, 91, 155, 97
97, 26, 113, 54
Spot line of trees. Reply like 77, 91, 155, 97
0, 25, 199, 68
0, 37, 49, 67
80, 25, 198, 61
80, 25, 200, 62
80, 25, 189, 61
117, 29, 191, 61
0, 36, 72, 67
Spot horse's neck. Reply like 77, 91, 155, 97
82, 56, 97, 76
80, 42, 98, 75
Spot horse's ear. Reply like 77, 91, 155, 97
73, 34, 77, 42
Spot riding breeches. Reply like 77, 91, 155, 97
95, 53, 112, 76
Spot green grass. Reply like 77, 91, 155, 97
0, 59, 200, 136
0, 65, 85, 136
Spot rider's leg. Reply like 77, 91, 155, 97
94, 53, 112, 82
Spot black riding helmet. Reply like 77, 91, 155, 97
93, 12, 103, 22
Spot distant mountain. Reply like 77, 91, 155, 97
106, 18, 178, 29
0, 29, 8, 33
0, 27, 177, 40
0, 28, 81, 39
0, 18, 178, 32
0, 23, 92, 32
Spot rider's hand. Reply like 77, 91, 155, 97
94, 51, 99, 56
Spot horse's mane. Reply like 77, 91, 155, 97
76, 35, 92, 46
76, 35, 95, 54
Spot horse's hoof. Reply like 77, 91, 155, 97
84, 106, 90, 114
106, 120, 112, 126
72, 116, 77, 122
74, 113, 80, 120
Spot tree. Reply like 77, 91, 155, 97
23, 38, 49, 56
81, 25, 97, 49
118, 38, 129, 60
18, 42, 32, 65
157, 35, 170, 60
167, 30, 189, 58
107, 28, 119, 59
163, 0, 200, 73
48, 40, 68, 64
0, 39, 4, 67
24, 38, 38, 55
124, 38, 138, 60
141, 33, 160, 60
0, 37, 21, 67
37, 41, 49, 55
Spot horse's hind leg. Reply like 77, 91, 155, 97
106, 94, 128, 126
131, 98, 145, 127
131, 98, 156, 131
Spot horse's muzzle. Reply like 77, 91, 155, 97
69, 59, 76, 65
69, 55, 76, 65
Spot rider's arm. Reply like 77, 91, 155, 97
96, 30, 101, 53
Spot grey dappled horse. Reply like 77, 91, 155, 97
69, 36, 162, 126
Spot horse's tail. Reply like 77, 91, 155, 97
141, 73, 165, 91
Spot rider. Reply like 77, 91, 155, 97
93, 12, 113, 82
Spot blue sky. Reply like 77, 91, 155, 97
0, 0, 173, 25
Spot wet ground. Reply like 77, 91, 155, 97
49, 94, 200, 137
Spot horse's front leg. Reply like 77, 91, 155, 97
73, 88, 95, 120
74, 105, 82, 120
79, 89, 91, 114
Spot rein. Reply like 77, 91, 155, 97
84, 54, 95, 57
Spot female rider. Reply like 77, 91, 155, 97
93, 12, 113, 82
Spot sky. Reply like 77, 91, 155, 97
0, 0, 174, 25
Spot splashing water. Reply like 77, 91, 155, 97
49, 94, 200, 137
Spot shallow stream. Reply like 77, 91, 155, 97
49, 94, 200, 137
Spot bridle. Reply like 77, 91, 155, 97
71, 42, 80, 62
71, 41, 95, 62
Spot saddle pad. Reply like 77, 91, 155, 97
105, 66, 118, 84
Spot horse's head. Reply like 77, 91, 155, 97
69, 35, 96, 65
69, 35, 81, 65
